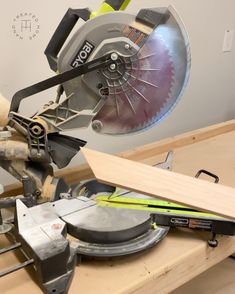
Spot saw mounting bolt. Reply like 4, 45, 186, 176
111, 53, 118, 61
92, 120, 103, 132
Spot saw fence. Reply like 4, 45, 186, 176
1, 119, 235, 293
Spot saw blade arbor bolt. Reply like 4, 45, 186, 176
125, 44, 130, 49
109, 63, 116, 70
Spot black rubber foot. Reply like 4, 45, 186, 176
208, 239, 218, 248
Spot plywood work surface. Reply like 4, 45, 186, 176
1, 129, 235, 294
172, 257, 235, 294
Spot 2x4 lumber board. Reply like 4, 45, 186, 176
120, 119, 235, 161
2, 119, 235, 198
81, 148, 235, 220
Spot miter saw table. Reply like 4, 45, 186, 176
1, 120, 235, 294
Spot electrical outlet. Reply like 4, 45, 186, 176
222, 29, 234, 52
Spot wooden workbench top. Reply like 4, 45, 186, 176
1, 123, 235, 294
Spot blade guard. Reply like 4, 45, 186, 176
92, 6, 191, 135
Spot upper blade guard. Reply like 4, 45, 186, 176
92, 6, 191, 135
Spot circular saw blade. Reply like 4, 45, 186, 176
92, 7, 190, 135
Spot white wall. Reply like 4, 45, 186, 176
0, 0, 235, 185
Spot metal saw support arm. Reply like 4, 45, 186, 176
9, 53, 115, 114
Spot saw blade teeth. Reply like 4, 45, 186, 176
129, 40, 176, 133
136, 31, 190, 133
92, 22, 190, 135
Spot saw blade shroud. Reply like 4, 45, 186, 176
92, 6, 191, 134
57, 6, 190, 135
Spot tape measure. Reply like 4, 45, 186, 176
95, 194, 221, 218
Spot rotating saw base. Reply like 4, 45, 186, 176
65, 180, 169, 257
74, 224, 168, 257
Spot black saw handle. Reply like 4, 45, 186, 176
44, 8, 91, 72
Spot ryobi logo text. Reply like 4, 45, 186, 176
71, 40, 95, 68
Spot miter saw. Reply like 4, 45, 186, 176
0, 0, 196, 293
1, 1, 190, 203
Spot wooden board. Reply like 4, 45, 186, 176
81, 147, 235, 220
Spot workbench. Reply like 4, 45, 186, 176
1, 120, 235, 294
